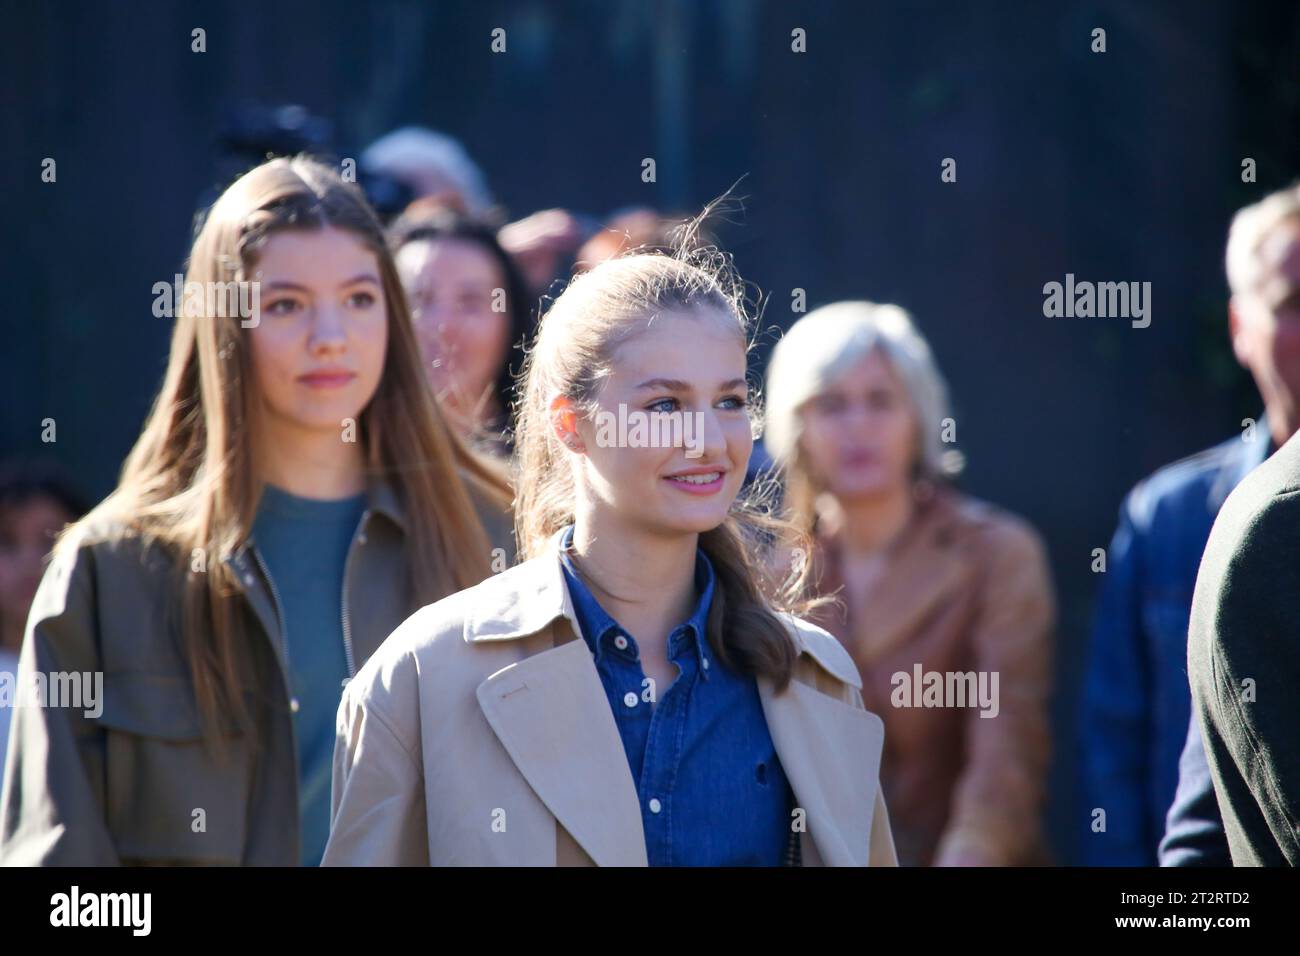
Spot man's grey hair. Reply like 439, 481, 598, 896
1226, 181, 1300, 297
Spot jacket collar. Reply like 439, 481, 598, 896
363, 474, 407, 530
811, 485, 971, 665
463, 528, 860, 686
221, 476, 406, 679
555, 523, 717, 674
1208, 410, 1273, 509
467, 528, 878, 866
224, 476, 406, 570
463, 528, 576, 642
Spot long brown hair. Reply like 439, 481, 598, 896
512, 225, 823, 691
66, 156, 510, 737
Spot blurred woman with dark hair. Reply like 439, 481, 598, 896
389, 207, 534, 456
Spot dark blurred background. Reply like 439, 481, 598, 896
3, 0, 1299, 863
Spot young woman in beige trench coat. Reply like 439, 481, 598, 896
323, 241, 898, 867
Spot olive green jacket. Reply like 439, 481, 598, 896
0, 480, 513, 866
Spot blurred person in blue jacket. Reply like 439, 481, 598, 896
1080, 181, 1300, 865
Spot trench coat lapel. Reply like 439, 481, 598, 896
760, 671, 885, 867
470, 533, 648, 867
468, 531, 886, 867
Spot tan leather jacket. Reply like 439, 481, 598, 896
322, 529, 899, 867
0, 479, 513, 866
806, 485, 1055, 866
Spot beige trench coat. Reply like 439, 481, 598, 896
323, 530, 899, 867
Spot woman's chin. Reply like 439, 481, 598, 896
831, 476, 898, 501
650, 501, 733, 535
281, 408, 367, 436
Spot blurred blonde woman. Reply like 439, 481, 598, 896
0, 157, 513, 866
324, 238, 897, 866
764, 301, 1055, 867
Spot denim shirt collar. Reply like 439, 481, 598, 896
1208, 409, 1274, 509
557, 524, 716, 677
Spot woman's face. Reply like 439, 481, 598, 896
797, 348, 919, 500
570, 308, 753, 537
246, 227, 388, 437
396, 237, 512, 412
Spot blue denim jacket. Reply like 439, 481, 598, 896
558, 525, 793, 865
1079, 421, 1270, 865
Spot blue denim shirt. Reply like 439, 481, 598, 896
558, 525, 793, 865
1079, 421, 1271, 865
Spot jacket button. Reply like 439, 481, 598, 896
623, 692, 638, 708
290, 697, 301, 713
648, 798, 662, 814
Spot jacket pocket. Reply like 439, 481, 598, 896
96, 672, 251, 865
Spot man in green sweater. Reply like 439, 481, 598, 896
1189, 382, 1300, 865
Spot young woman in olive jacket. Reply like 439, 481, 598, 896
0, 157, 513, 866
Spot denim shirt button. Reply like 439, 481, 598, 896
614, 635, 629, 651
623, 692, 638, 708
648, 798, 662, 814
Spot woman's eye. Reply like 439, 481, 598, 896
265, 298, 300, 316
647, 397, 679, 413
347, 290, 377, 309
719, 393, 749, 410
812, 395, 845, 415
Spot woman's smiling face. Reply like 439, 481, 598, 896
567, 307, 753, 536
247, 226, 389, 436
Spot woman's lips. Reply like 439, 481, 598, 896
297, 370, 356, 389
841, 450, 878, 467
664, 469, 726, 495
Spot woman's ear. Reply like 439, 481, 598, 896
549, 394, 586, 453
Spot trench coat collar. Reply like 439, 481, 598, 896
467, 529, 880, 866
464, 529, 862, 685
